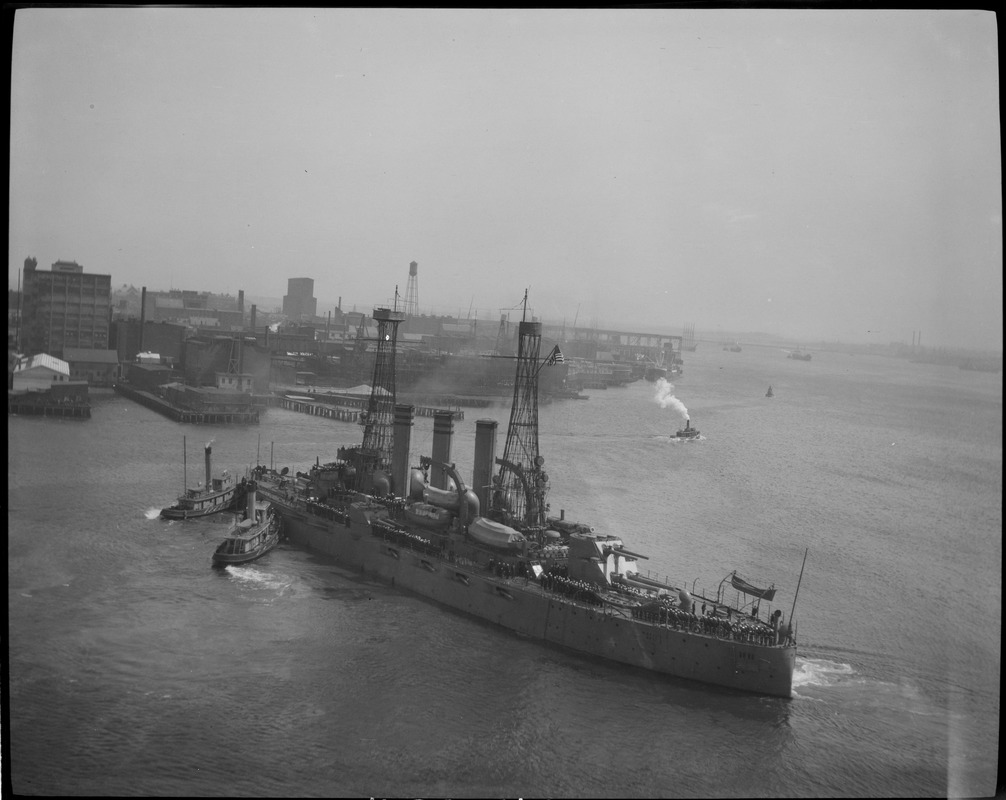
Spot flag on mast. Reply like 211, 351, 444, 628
544, 345, 565, 365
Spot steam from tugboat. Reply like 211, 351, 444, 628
653, 378, 688, 421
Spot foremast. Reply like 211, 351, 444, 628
338, 301, 405, 494
488, 291, 550, 538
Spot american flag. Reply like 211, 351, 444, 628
545, 345, 565, 365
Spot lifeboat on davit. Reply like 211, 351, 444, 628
467, 517, 527, 551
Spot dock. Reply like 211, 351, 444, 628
278, 391, 464, 421
8, 392, 91, 419
114, 383, 260, 424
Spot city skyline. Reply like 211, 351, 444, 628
9, 8, 1002, 349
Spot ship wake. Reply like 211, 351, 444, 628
793, 657, 855, 693
224, 565, 293, 596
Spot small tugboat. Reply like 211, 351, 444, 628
766, 385, 774, 397
787, 349, 812, 361
674, 419, 700, 439
211, 482, 281, 566
161, 440, 244, 520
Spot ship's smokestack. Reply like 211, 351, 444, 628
473, 418, 498, 514
205, 443, 212, 489
245, 480, 256, 519
431, 411, 454, 489
392, 404, 415, 497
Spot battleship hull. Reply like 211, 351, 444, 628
259, 484, 795, 698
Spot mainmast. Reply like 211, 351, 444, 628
489, 290, 550, 534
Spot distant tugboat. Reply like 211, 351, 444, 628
161, 440, 244, 520
766, 385, 774, 397
675, 419, 700, 439
211, 482, 281, 566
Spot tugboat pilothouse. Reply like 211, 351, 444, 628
675, 419, 700, 439
253, 289, 801, 697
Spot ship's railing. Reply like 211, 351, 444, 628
628, 603, 790, 647
305, 499, 350, 526
371, 520, 440, 557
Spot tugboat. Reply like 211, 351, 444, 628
161, 440, 244, 520
674, 419, 700, 439
253, 291, 800, 697
211, 482, 281, 566
787, 349, 812, 361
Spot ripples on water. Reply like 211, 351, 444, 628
8, 351, 1001, 797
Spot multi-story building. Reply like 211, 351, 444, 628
20, 257, 112, 358
283, 277, 317, 320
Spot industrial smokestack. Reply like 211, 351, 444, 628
250, 304, 257, 334
473, 419, 498, 514
431, 411, 454, 489
238, 289, 244, 313
392, 404, 415, 497
139, 286, 147, 355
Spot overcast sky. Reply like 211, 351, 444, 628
9, 8, 1002, 349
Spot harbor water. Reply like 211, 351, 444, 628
8, 344, 1001, 797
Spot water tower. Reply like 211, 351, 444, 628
403, 261, 419, 317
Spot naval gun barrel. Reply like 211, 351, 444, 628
604, 546, 649, 560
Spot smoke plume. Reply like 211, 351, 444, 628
653, 378, 689, 421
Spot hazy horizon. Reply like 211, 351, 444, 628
9, 8, 1002, 349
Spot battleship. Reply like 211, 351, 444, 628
254, 295, 799, 697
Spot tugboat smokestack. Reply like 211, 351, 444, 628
205, 444, 212, 489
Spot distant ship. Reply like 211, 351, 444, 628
643, 364, 668, 382
674, 419, 700, 439
253, 294, 799, 697
766, 385, 774, 397
788, 350, 812, 361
